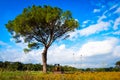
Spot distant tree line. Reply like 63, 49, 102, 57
81, 67, 120, 72
0, 61, 120, 72
0, 61, 77, 72
0, 61, 42, 71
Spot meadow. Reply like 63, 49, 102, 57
0, 71, 120, 80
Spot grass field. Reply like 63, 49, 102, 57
0, 71, 120, 80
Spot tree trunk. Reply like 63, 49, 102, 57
42, 47, 48, 73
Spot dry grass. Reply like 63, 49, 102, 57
0, 71, 120, 80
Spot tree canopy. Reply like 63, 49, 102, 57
6, 5, 79, 73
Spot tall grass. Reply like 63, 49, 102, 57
0, 71, 120, 80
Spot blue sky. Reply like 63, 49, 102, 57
0, 0, 120, 68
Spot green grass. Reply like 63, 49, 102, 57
0, 71, 120, 80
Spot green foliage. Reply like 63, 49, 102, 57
6, 5, 79, 51
28, 43, 39, 49
23, 48, 31, 53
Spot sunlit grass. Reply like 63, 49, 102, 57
0, 71, 120, 80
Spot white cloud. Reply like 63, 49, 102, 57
93, 9, 100, 13
0, 41, 7, 46
83, 20, 90, 24
113, 17, 120, 30
113, 46, 120, 57
0, 48, 22, 62
19, 50, 42, 63
10, 37, 28, 49
102, 3, 118, 15
75, 19, 79, 22
47, 44, 75, 64
77, 37, 119, 57
0, 41, 12, 49
110, 4, 118, 10
0, 46, 42, 63
97, 15, 106, 23
67, 29, 79, 41
47, 37, 120, 68
81, 20, 93, 28
0, 40, 42, 63
0, 42, 75, 64
97, 3, 119, 23
0, 41, 10, 47
79, 21, 110, 36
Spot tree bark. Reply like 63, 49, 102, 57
42, 47, 48, 73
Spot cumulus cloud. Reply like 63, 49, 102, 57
77, 37, 119, 57
19, 50, 42, 63
0, 41, 75, 64
0, 47, 43, 64
47, 37, 119, 67
47, 44, 75, 64
0, 40, 42, 63
0, 36, 120, 68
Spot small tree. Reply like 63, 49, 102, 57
6, 5, 79, 73
115, 61, 120, 68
